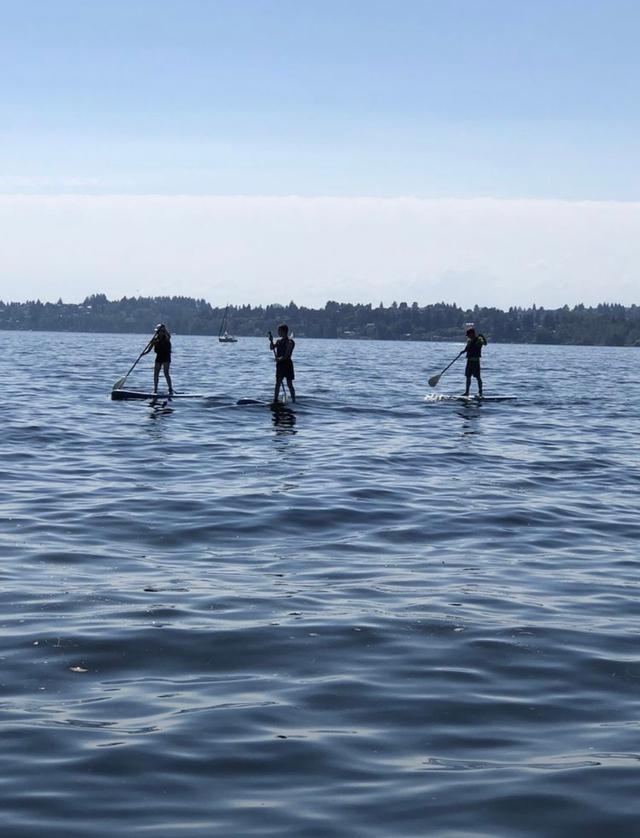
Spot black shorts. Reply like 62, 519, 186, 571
465, 358, 481, 378
155, 356, 171, 366
276, 359, 294, 381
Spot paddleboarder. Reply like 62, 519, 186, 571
142, 323, 174, 395
463, 327, 487, 397
269, 324, 295, 404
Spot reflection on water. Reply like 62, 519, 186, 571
0, 333, 639, 838
271, 406, 297, 434
457, 400, 484, 434
149, 403, 174, 418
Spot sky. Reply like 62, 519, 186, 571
1, 0, 639, 307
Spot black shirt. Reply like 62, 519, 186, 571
154, 334, 171, 363
275, 337, 295, 361
464, 335, 486, 359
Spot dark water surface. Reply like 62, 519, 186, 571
1, 331, 639, 837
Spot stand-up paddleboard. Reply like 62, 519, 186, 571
236, 398, 295, 410
424, 393, 517, 403
456, 395, 517, 403
111, 389, 204, 401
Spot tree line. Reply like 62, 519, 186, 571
1, 294, 639, 346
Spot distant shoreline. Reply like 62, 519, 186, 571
1, 294, 639, 347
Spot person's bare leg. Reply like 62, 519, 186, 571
477, 374, 483, 397
287, 378, 296, 402
464, 376, 471, 396
163, 363, 173, 394
153, 363, 160, 393
274, 378, 281, 404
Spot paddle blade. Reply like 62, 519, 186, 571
112, 377, 125, 392
428, 373, 441, 388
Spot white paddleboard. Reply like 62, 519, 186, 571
424, 394, 517, 403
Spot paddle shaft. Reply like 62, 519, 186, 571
113, 338, 154, 391
429, 350, 464, 388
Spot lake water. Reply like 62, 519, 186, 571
1, 331, 639, 837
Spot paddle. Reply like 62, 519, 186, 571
428, 350, 464, 388
112, 338, 154, 392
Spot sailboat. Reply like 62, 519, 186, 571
218, 305, 238, 343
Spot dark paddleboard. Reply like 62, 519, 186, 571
236, 398, 294, 410
111, 390, 203, 401
455, 395, 517, 402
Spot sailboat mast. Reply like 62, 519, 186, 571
218, 305, 229, 338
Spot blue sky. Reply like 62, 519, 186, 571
3, 0, 640, 198
1, 1, 639, 305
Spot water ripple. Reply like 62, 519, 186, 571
1, 333, 639, 836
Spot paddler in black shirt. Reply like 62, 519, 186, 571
463, 327, 487, 397
142, 323, 174, 395
268, 324, 296, 404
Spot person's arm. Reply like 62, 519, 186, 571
478, 334, 487, 347
141, 336, 155, 355
268, 331, 275, 352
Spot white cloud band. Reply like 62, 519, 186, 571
0, 195, 638, 308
